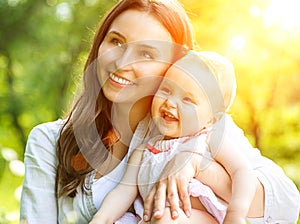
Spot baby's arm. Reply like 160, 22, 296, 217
89, 145, 145, 224
211, 133, 257, 224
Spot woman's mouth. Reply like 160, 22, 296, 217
109, 73, 134, 86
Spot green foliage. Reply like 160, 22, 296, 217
0, 147, 23, 223
0, 0, 116, 153
183, 0, 300, 186
0, 0, 299, 223
0, 0, 115, 222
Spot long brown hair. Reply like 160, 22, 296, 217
56, 0, 194, 198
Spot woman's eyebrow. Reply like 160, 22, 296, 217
107, 30, 125, 40
106, 31, 160, 51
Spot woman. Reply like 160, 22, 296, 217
20, 0, 214, 223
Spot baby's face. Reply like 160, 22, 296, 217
151, 65, 213, 139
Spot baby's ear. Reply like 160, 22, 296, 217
205, 117, 215, 128
213, 111, 225, 124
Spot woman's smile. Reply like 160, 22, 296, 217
108, 73, 135, 87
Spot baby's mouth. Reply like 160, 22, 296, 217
161, 110, 178, 122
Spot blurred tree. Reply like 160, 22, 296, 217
0, 0, 115, 156
181, 0, 300, 187
0, 0, 39, 154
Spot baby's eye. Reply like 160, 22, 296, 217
160, 87, 171, 94
183, 97, 195, 104
156, 87, 170, 98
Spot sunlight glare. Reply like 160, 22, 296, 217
15, 185, 23, 201
9, 160, 25, 176
56, 2, 73, 22
1, 148, 18, 161
250, 5, 262, 18
263, 0, 300, 30
230, 36, 246, 51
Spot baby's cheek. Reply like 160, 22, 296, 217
181, 112, 201, 135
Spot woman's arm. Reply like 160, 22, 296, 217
212, 133, 257, 224
143, 151, 231, 222
143, 151, 196, 220
90, 145, 144, 224
20, 122, 60, 223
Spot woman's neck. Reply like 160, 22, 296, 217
111, 96, 152, 147
95, 97, 152, 179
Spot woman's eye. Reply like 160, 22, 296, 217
140, 50, 154, 60
111, 38, 123, 47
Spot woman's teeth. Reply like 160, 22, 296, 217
110, 73, 134, 85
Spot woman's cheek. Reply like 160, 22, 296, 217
136, 62, 170, 79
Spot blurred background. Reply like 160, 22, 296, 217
0, 0, 299, 223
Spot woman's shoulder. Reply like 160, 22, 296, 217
29, 119, 64, 139
26, 119, 65, 153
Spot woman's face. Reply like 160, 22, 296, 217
97, 9, 175, 104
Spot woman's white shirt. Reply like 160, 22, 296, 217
20, 115, 156, 224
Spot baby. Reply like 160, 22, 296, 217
90, 50, 300, 224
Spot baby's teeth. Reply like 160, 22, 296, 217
166, 113, 175, 118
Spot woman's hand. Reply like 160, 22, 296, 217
143, 152, 200, 221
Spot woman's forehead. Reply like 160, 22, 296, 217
109, 9, 173, 43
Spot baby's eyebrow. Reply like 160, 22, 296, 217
185, 92, 196, 99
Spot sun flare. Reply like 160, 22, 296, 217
263, 0, 300, 30
231, 35, 246, 51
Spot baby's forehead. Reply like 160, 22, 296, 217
165, 51, 225, 105
163, 67, 206, 96
166, 58, 212, 87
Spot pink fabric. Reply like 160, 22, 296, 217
115, 212, 137, 224
115, 196, 144, 224
189, 179, 227, 224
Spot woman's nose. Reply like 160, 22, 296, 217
115, 46, 135, 71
